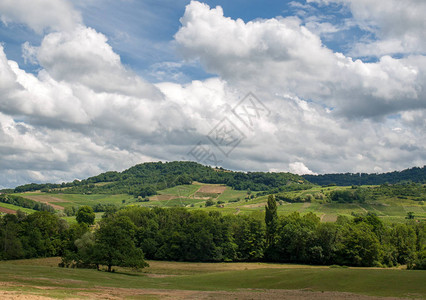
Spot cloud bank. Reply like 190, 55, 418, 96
0, 0, 425, 187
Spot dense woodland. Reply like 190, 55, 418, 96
303, 166, 426, 186
0, 202, 424, 270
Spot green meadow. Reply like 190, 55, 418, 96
0, 258, 424, 299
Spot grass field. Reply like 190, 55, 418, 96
15, 192, 134, 209
0, 257, 424, 299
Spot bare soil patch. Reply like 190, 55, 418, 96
0, 283, 54, 299
144, 273, 178, 278
24, 195, 66, 203
0, 291, 54, 300
23, 196, 65, 211
197, 185, 227, 194
150, 194, 176, 201
0, 207, 16, 214
321, 214, 338, 222
42, 197, 68, 203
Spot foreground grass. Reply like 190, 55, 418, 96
0, 258, 424, 299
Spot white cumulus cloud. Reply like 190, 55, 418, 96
0, 0, 82, 33
289, 162, 317, 175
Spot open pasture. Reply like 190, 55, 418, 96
0, 258, 424, 299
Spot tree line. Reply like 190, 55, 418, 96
303, 166, 426, 186
0, 200, 424, 270
63, 201, 426, 269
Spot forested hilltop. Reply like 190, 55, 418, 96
10, 161, 308, 196
303, 166, 426, 186
7, 162, 425, 196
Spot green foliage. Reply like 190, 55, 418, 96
406, 212, 415, 219
76, 206, 95, 225
275, 193, 315, 203
62, 216, 148, 271
136, 186, 157, 198
368, 183, 425, 201
64, 206, 78, 217
115, 207, 236, 262
389, 223, 417, 265
329, 188, 366, 203
410, 249, 426, 270
265, 195, 278, 258
205, 199, 215, 207
337, 222, 381, 267
92, 216, 148, 271
92, 203, 118, 213
232, 216, 265, 261
0, 212, 67, 260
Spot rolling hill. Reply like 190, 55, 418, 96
1, 162, 425, 224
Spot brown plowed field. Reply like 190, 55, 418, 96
197, 185, 227, 194
22, 196, 65, 210
0, 207, 16, 214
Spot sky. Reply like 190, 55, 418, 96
0, 0, 425, 188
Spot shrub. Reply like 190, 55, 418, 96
205, 199, 215, 207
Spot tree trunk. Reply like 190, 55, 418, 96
108, 264, 112, 272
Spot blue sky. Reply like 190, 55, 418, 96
1, 0, 363, 80
0, 0, 425, 187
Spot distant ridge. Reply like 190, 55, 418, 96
302, 166, 426, 186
